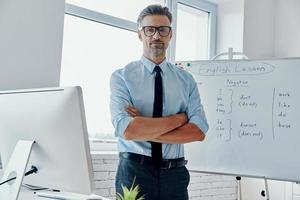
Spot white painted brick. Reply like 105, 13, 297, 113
108, 171, 117, 179
189, 189, 201, 197
198, 175, 225, 182
94, 171, 110, 180
109, 187, 116, 196
92, 159, 104, 165
93, 163, 118, 171
191, 194, 236, 200
94, 188, 110, 197
92, 153, 118, 160
95, 180, 115, 189
190, 181, 236, 191
103, 159, 119, 164
199, 187, 236, 196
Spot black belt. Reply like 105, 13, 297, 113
119, 152, 188, 169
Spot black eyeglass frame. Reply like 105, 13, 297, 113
139, 26, 172, 37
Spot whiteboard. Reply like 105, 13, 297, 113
177, 58, 300, 182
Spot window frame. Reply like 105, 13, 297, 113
166, 0, 217, 61
65, 4, 137, 32
63, 1, 217, 151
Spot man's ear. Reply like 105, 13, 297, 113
169, 30, 173, 39
138, 31, 142, 41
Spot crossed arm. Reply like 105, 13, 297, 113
110, 70, 207, 144
124, 106, 205, 144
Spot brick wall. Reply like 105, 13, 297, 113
92, 153, 237, 200
92, 153, 118, 198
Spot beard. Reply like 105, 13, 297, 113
150, 42, 165, 57
151, 48, 165, 57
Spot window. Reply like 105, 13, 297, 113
61, 15, 142, 139
174, 0, 217, 61
61, 1, 217, 145
176, 3, 209, 60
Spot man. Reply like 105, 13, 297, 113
110, 4, 208, 200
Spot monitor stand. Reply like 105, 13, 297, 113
0, 140, 35, 200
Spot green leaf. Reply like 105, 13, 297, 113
116, 177, 145, 200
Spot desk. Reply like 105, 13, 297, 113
18, 188, 39, 199
0, 171, 35, 199
1, 171, 109, 200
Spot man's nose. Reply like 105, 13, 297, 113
152, 30, 161, 40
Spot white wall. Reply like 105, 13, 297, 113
243, 0, 300, 59
243, 0, 275, 59
212, 0, 244, 55
274, 0, 300, 57
0, 0, 65, 90
213, 0, 300, 59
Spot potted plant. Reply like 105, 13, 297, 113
116, 178, 144, 200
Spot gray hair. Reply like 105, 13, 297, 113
137, 4, 172, 28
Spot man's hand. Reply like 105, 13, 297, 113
125, 106, 141, 117
123, 106, 189, 140
177, 113, 188, 125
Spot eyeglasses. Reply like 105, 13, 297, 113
139, 26, 172, 37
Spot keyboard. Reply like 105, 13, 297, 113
35, 191, 110, 200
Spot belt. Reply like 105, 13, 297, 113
119, 152, 188, 169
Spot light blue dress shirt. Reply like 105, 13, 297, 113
110, 56, 209, 159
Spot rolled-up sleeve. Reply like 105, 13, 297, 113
186, 77, 209, 134
110, 70, 134, 138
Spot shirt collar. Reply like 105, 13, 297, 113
141, 56, 167, 74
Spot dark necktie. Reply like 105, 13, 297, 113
152, 65, 163, 166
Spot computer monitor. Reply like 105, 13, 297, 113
0, 86, 95, 194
